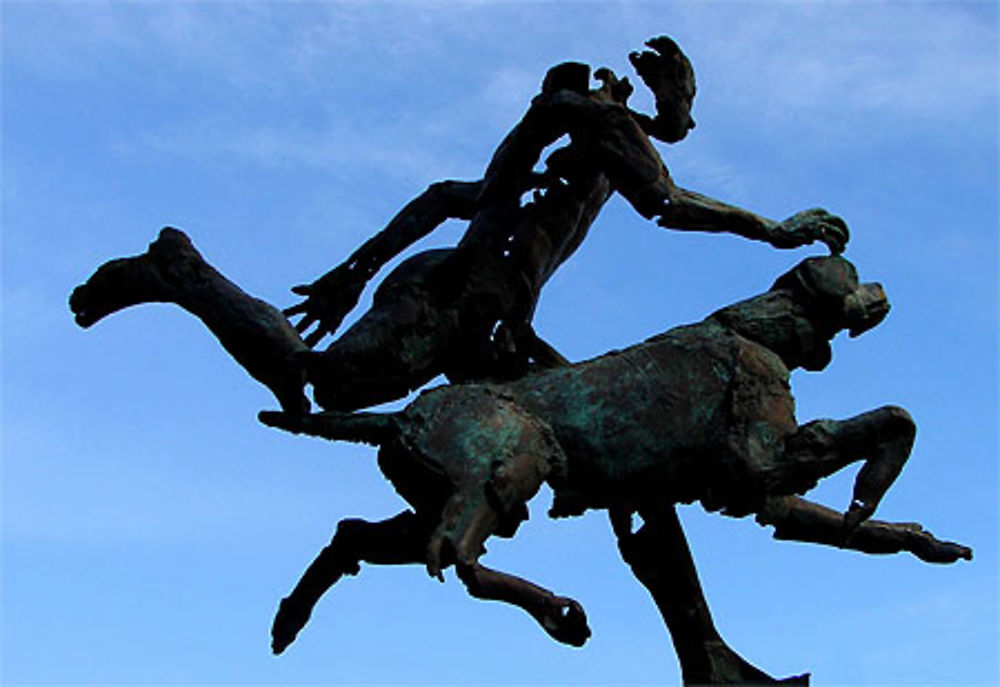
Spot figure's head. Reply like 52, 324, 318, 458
629, 36, 697, 143
772, 256, 890, 340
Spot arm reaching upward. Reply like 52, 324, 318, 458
286, 180, 482, 346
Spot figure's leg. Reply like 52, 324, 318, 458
772, 405, 916, 527
455, 561, 591, 647
272, 510, 432, 655
755, 495, 972, 564
70, 228, 308, 413
304, 284, 456, 412
611, 503, 808, 685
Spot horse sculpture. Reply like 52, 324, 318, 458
260, 255, 971, 661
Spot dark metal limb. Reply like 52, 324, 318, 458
285, 179, 483, 346
272, 510, 430, 655
777, 406, 916, 527
70, 228, 309, 413
611, 504, 809, 685
455, 560, 591, 647
756, 495, 972, 564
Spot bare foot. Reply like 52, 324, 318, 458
69, 228, 197, 327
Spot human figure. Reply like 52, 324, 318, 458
283, 38, 848, 411
71, 37, 846, 414
69, 37, 852, 683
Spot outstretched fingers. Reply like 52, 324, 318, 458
283, 289, 325, 346
817, 212, 849, 255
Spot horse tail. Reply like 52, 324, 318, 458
258, 410, 400, 447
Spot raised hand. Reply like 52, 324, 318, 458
284, 264, 368, 347
769, 208, 850, 254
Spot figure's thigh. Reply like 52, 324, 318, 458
307, 288, 458, 410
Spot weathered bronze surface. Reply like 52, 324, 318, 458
69, 36, 969, 685
260, 256, 970, 682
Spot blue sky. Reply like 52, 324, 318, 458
3, 2, 997, 684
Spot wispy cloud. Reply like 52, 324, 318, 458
677, 4, 996, 134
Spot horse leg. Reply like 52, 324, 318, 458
611, 503, 808, 685
272, 509, 431, 654
455, 560, 591, 647
755, 495, 971, 564
776, 405, 916, 528
422, 434, 589, 646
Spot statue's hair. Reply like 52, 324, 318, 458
541, 62, 591, 95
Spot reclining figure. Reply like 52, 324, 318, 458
260, 255, 971, 671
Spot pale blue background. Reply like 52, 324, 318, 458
3, 2, 997, 684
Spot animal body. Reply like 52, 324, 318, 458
262, 255, 934, 653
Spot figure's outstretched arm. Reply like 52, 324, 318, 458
657, 189, 849, 254
755, 495, 973, 564
286, 179, 482, 346
535, 82, 849, 254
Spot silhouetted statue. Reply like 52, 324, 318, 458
71, 38, 848, 414
259, 256, 970, 682
69, 37, 969, 685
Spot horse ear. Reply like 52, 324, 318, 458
802, 256, 860, 299
771, 256, 859, 303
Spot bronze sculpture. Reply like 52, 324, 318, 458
68, 36, 970, 685
260, 255, 970, 681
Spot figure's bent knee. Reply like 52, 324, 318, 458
850, 405, 915, 447
304, 350, 414, 412
877, 405, 916, 438
332, 518, 367, 546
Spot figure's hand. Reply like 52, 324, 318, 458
769, 208, 849, 254
283, 265, 367, 347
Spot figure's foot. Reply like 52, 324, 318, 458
271, 596, 312, 655
539, 595, 591, 647
69, 228, 197, 327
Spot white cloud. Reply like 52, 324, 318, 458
679, 4, 996, 131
